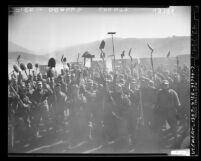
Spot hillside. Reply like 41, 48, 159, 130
51, 36, 190, 62
8, 51, 48, 64
8, 41, 51, 65
8, 41, 33, 54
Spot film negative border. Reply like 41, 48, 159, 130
190, 5, 199, 156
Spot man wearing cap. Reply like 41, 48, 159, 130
153, 80, 181, 146
30, 80, 53, 138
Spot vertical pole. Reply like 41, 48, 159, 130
112, 35, 115, 63
111, 35, 116, 73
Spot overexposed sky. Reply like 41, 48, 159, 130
8, 6, 191, 55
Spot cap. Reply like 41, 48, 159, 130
37, 81, 42, 85
162, 80, 169, 85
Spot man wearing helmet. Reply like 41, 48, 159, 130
153, 80, 181, 147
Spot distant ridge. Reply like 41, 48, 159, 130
50, 36, 190, 62
8, 36, 190, 64
8, 41, 34, 54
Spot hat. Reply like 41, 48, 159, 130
162, 80, 169, 85
37, 81, 42, 85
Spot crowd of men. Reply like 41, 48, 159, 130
8, 58, 190, 150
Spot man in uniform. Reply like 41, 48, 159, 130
30, 81, 53, 138
153, 80, 181, 147
109, 83, 132, 148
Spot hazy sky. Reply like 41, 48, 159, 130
8, 6, 191, 55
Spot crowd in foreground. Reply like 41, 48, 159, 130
8, 59, 190, 150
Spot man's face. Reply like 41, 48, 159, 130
37, 83, 43, 90
26, 83, 31, 89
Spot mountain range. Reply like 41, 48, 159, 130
8, 36, 190, 65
